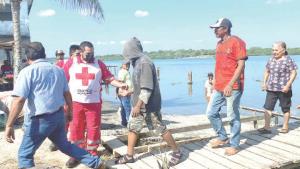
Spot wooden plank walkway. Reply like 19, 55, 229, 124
107, 122, 300, 169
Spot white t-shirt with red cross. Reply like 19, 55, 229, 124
64, 56, 113, 103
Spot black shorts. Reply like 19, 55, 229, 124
263, 90, 292, 113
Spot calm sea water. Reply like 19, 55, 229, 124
102, 55, 300, 116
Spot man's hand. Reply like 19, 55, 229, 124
262, 83, 267, 91
64, 105, 73, 122
65, 112, 73, 122
118, 88, 130, 96
132, 105, 141, 117
223, 85, 233, 96
297, 105, 300, 109
120, 83, 128, 90
5, 126, 15, 143
282, 85, 290, 93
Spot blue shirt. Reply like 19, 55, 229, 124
13, 59, 69, 116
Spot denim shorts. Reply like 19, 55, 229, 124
264, 90, 292, 113
128, 111, 167, 135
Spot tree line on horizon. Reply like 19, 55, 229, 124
98, 47, 300, 61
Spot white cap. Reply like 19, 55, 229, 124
210, 18, 232, 28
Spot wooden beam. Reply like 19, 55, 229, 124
134, 137, 206, 154
102, 136, 128, 156
240, 106, 300, 120
118, 115, 264, 141
103, 115, 264, 157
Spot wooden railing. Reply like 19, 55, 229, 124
240, 106, 300, 126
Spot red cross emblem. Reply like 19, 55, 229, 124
75, 67, 95, 86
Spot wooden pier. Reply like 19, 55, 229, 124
106, 121, 300, 169
1, 102, 300, 169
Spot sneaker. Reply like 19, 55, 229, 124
209, 138, 229, 148
49, 142, 58, 152
66, 158, 80, 168
225, 147, 239, 156
168, 150, 182, 167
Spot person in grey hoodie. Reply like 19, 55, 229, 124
116, 37, 182, 166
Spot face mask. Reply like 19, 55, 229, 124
83, 53, 94, 63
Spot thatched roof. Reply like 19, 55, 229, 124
0, 0, 31, 38
27, 0, 33, 14
0, 0, 32, 15
0, 35, 30, 48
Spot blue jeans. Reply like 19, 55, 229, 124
119, 96, 131, 126
206, 90, 242, 148
18, 109, 102, 168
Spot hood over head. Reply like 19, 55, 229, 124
123, 37, 145, 61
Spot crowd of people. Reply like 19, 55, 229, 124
3, 17, 299, 168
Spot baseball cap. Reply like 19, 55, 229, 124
55, 49, 65, 55
210, 18, 232, 29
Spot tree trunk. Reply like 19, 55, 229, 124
11, 0, 22, 84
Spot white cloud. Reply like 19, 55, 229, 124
134, 10, 149, 17
120, 40, 127, 45
266, 0, 293, 4
38, 9, 56, 17
109, 41, 116, 45
142, 41, 153, 44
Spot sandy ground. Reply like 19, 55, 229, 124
0, 101, 120, 169
0, 100, 262, 169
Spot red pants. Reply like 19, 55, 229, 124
70, 102, 101, 156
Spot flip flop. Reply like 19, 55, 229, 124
257, 128, 272, 134
168, 151, 182, 167
279, 128, 289, 133
115, 154, 134, 164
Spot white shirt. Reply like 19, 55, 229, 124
205, 80, 213, 97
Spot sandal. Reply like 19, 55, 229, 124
168, 151, 182, 167
257, 128, 272, 134
115, 154, 134, 164
279, 128, 289, 133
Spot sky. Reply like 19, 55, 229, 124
27, 0, 300, 57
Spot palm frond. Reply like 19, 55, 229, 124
55, 0, 104, 21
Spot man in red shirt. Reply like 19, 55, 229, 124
63, 41, 127, 168
206, 18, 247, 155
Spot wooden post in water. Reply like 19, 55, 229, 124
156, 67, 160, 80
188, 84, 193, 96
188, 71, 192, 84
253, 112, 258, 129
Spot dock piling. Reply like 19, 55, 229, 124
188, 71, 192, 84
156, 67, 160, 80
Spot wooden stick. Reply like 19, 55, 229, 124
118, 115, 264, 141
240, 106, 300, 120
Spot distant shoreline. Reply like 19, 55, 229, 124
46, 48, 300, 62
98, 47, 300, 61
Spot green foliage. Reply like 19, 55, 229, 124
95, 47, 300, 61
